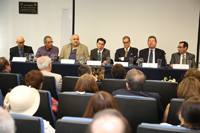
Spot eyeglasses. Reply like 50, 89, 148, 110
17, 42, 24, 45
123, 41, 130, 44
177, 46, 184, 49
99, 92, 104, 100
46, 41, 53, 44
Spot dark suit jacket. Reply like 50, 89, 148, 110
112, 89, 164, 122
90, 48, 110, 62
115, 47, 138, 63
139, 48, 166, 66
9, 45, 34, 60
170, 52, 195, 67
0, 71, 24, 85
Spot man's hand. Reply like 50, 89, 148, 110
34, 57, 37, 62
103, 60, 107, 65
170, 64, 173, 68
86, 57, 90, 61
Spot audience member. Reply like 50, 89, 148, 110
183, 68, 200, 81
83, 91, 119, 118
78, 64, 97, 81
86, 109, 132, 133
139, 36, 166, 66
111, 64, 126, 79
25, 70, 58, 119
59, 34, 90, 61
35, 36, 59, 61
3, 85, 55, 133
112, 68, 164, 122
0, 106, 15, 133
74, 73, 99, 93
37, 56, 62, 92
115, 36, 138, 63
0, 57, 24, 85
163, 77, 200, 122
9, 36, 34, 61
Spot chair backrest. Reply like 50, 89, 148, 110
43, 76, 59, 100
61, 76, 79, 92
11, 114, 44, 133
57, 92, 94, 119
114, 95, 159, 133
0, 73, 20, 96
137, 123, 200, 133
56, 117, 92, 133
34, 90, 56, 128
143, 80, 178, 109
0, 89, 3, 107
100, 79, 126, 93
167, 98, 184, 125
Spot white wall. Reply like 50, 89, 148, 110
0, 0, 72, 59
75, 0, 200, 64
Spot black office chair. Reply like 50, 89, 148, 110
0, 89, 3, 106
166, 98, 184, 125
61, 76, 79, 92
143, 80, 178, 109
114, 95, 159, 133
100, 79, 126, 94
137, 123, 199, 133
11, 114, 44, 133
43, 76, 59, 100
56, 117, 92, 133
0, 73, 20, 96
34, 90, 56, 128
57, 92, 94, 119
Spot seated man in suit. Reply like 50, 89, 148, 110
170, 41, 195, 68
90, 38, 110, 65
35, 36, 59, 61
37, 56, 62, 92
112, 68, 164, 122
0, 57, 24, 85
58, 34, 90, 62
9, 36, 34, 61
139, 36, 166, 66
115, 36, 138, 63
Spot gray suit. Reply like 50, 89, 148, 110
170, 52, 195, 67
90, 48, 110, 62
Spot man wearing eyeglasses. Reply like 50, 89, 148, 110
115, 36, 138, 63
9, 36, 34, 61
35, 36, 59, 61
170, 41, 195, 67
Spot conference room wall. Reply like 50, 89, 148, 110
0, 0, 72, 59
75, 0, 200, 64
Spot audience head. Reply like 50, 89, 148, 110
25, 70, 44, 89
183, 68, 200, 81
111, 64, 126, 79
4, 85, 40, 116
179, 95, 200, 130
148, 36, 157, 49
83, 91, 119, 118
86, 109, 132, 133
122, 36, 131, 49
78, 64, 92, 76
126, 68, 146, 91
16, 36, 25, 49
70, 34, 80, 47
43, 36, 53, 50
178, 41, 188, 55
74, 73, 99, 93
37, 56, 52, 71
96, 38, 106, 51
0, 106, 15, 133
178, 77, 200, 98
0, 57, 11, 72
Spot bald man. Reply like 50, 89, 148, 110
9, 36, 34, 60
58, 34, 90, 62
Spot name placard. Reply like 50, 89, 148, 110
142, 63, 158, 68
173, 64, 189, 69
61, 59, 75, 64
114, 62, 129, 67
19, 2, 38, 14
87, 60, 101, 66
12, 57, 26, 62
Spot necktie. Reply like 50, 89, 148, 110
20, 49, 23, 57
98, 52, 101, 61
182, 55, 186, 64
149, 50, 153, 63
125, 49, 128, 57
